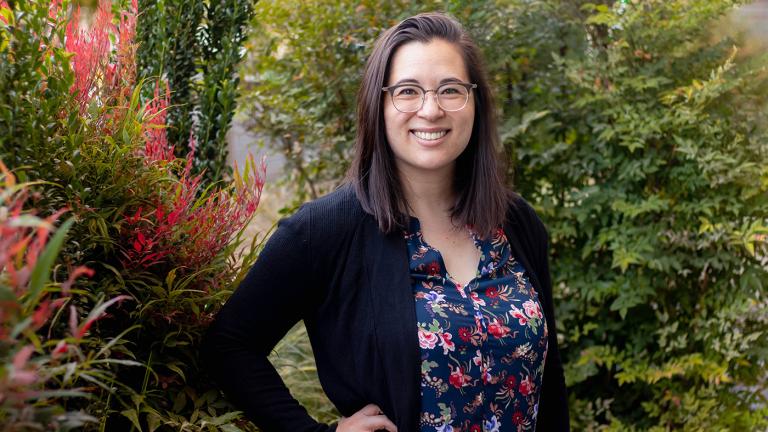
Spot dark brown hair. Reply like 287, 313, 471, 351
347, 12, 510, 238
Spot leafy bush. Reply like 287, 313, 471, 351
241, 0, 768, 429
136, 0, 255, 185
510, 1, 768, 430
1, 0, 264, 429
0, 161, 130, 430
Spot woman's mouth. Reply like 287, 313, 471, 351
411, 130, 449, 141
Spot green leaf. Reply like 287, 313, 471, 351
172, 390, 186, 412
120, 409, 143, 432
26, 218, 74, 309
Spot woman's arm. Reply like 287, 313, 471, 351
516, 200, 570, 432
201, 210, 336, 432
534, 228, 570, 432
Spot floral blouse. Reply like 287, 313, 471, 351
405, 218, 548, 432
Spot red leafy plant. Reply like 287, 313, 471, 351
63, 0, 267, 273
0, 160, 131, 429
120, 151, 266, 272
65, 0, 137, 116
1, 0, 266, 428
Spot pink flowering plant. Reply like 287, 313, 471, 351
1, 0, 265, 429
0, 160, 135, 430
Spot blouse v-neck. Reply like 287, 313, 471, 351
408, 216, 485, 288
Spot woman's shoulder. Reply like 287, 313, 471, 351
282, 183, 369, 241
505, 192, 548, 241
301, 183, 365, 218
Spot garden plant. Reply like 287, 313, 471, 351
1, 0, 263, 430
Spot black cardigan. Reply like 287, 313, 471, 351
201, 185, 569, 431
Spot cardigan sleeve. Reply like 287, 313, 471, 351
200, 208, 336, 432
519, 201, 571, 432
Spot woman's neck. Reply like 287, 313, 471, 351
399, 166, 455, 220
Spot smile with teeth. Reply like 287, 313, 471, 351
412, 130, 448, 141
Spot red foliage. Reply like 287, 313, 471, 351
121, 152, 266, 271
60, 0, 267, 275
142, 81, 175, 164
0, 161, 94, 330
0, 160, 101, 402
65, 0, 113, 113
0, 1, 8, 24
64, 0, 138, 115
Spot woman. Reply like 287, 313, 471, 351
202, 12, 568, 432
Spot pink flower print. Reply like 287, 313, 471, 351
469, 291, 486, 307
438, 332, 455, 354
472, 349, 483, 366
456, 282, 468, 298
418, 328, 439, 349
509, 304, 528, 325
488, 318, 511, 338
448, 365, 469, 389
519, 374, 535, 396
523, 299, 543, 319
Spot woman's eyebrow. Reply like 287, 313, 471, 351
390, 77, 465, 86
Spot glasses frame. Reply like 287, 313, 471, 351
382, 82, 477, 113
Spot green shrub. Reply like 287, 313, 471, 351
1, 1, 264, 429
136, 0, 255, 186
509, 1, 768, 429
0, 162, 130, 431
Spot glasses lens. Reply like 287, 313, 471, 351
437, 83, 469, 111
392, 85, 424, 112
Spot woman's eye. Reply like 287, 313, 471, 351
395, 87, 420, 96
440, 86, 461, 95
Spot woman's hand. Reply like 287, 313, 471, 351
336, 404, 398, 432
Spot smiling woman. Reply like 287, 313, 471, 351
383, 39, 476, 180
203, 12, 569, 432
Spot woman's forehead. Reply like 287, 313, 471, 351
387, 40, 469, 85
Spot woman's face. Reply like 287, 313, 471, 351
383, 39, 475, 179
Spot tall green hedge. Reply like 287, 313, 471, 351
242, 0, 768, 429
136, 0, 255, 185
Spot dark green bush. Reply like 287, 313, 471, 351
510, 2, 768, 429
136, 0, 255, 185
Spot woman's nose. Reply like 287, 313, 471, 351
417, 91, 444, 119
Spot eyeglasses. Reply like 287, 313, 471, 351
382, 82, 477, 113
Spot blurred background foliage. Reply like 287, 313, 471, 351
243, 0, 768, 430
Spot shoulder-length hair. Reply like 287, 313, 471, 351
347, 12, 511, 238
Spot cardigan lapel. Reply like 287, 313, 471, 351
363, 220, 421, 431
503, 217, 548, 312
